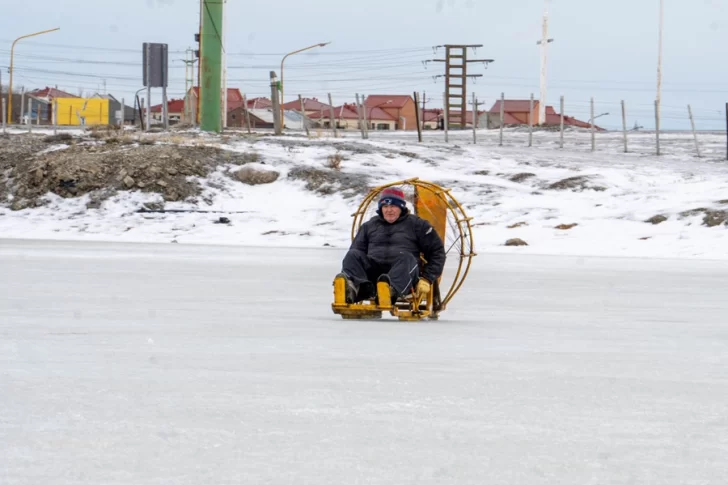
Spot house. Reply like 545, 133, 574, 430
422, 109, 442, 130
364, 95, 417, 130
310, 104, 398, 130
245, 97, 272, 109
280, 97, 332, 117
489, 100, 541, 125
488, 99, 603, 130
226, 107, 305, 130
91, 93, 135, 125
148, 98, 186, 124
227, 106, 273, 129
19, 87, 79, 124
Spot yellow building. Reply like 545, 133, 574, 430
55, 98, 110, 126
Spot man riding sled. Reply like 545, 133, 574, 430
336, 187, 446, 304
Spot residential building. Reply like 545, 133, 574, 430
280, 97, 332, 117
310, 104, 398, 130
149, 98, 186, 124
488, 99, 602, 130
365, 95, 417, 130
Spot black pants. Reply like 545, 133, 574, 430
342, 249, 420, 301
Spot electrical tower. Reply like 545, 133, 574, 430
432, 45, 493, 130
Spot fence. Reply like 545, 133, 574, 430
226, 91, 727, 160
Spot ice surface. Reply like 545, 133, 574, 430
1, 239, 728, 484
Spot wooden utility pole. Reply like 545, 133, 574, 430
414, 91, 422, 142
327, 93, 338, 138
688, 104, 700, 158
270, 71, 282, 135
432, 44, 493, 130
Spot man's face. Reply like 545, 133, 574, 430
382, 204, 402, 223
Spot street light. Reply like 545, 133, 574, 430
6, 27, 60, 124
279, 42, 330, 124
589, 112, 609, 123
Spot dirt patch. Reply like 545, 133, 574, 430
509, 173, 536, 183
1, 137, 255, 209
645, 215, 668, 225
507, 222, 528, 229
473, 170, 489, 176
555, 223, 578, 230
547, 175, 606, 192
234, 166, 279, 185
287, 166, 370, 198
678, 208, 727, 227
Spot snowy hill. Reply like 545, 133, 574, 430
1, 128, 728, 260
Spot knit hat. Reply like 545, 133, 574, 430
378, 187, 407, 210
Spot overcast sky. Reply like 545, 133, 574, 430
1, 0, 727, 130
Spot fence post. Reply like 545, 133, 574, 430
472, 93, 478, 145
559, 95, 564, 149
242, 96, 251, 134
1, 97, 5, 134
499, 92, 504, 147
355, 93, 366, 140
528, 93, 534, 147
443, 91, 449, 143
327, 93, 338, 138
28, 98, 33, 133
590, 97, 595, 152
414, 91, 422, 143
621, 100, 628, 153
655, 99, 661, 156
298, 95, 310, 137
687, 104, 701, 158
53, 100, 57, 134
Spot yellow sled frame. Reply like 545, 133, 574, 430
332, 178, 476, 321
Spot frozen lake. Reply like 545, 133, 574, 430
2, 239, 728, 484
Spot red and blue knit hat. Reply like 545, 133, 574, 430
378, 187, 407, 210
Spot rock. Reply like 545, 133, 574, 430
547, 175, 606, 192
645, 215, 668, 225
123, 176, 135, 188
214, 217, 231, 224
680, 208, 708, 218
234, 166, 280, 185
10, 199, 32, 211
142, 201, 165, 211
505, 238, 528, 247
473, 170, 489, 176
156, 180, 168, 188
703, 210, 728, 227
555, 223, 578, 230
507, 222, 528, 229
509, 173, 536, 183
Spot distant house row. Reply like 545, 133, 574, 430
2, 85, 598, 130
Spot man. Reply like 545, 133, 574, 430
337, 187, 446, 304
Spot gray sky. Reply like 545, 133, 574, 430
1, 0, 727, 129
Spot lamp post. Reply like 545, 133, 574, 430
589, 112, 609, 123
279, 42, 330, 125
6, 27, 60, 124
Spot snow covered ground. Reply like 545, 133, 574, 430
2, 239, 728, 484
2, 128, 728, 259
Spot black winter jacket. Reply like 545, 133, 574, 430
351, 208, 446, 282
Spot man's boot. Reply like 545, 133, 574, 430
376, 274, 397, 309
335, 273, 358, 303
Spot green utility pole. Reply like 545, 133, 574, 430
200, 0, 223, 133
